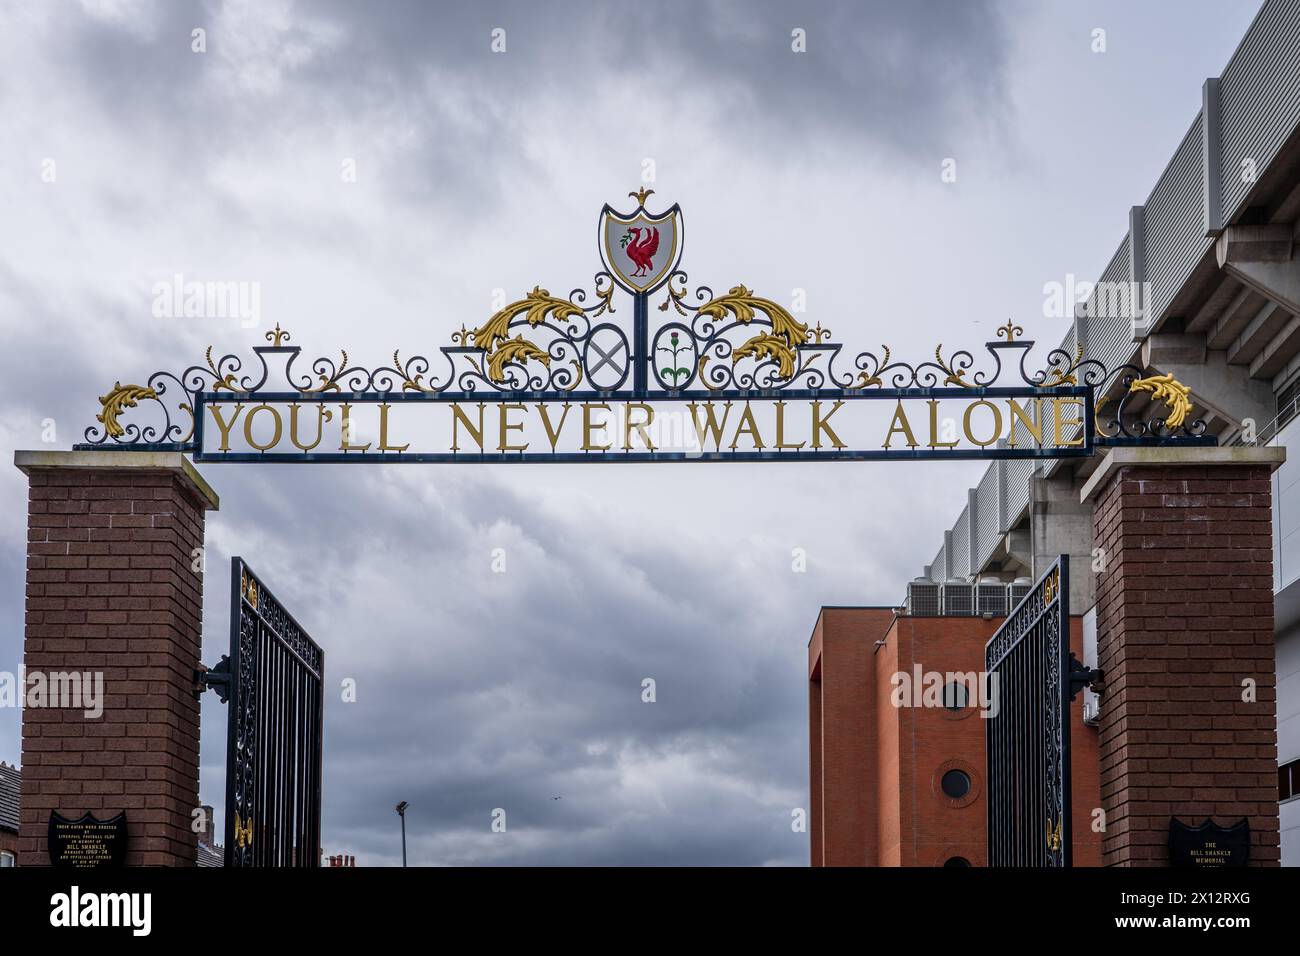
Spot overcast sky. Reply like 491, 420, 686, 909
0, 0, 1264, 865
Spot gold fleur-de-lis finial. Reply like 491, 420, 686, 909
629, 186, 655, 207
266, 323, 291, 347
808, 322, 831, 345
997, 319, 1024, 342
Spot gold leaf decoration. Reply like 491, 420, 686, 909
733, 332, 797, 379
1128, 373, 1192, 429
470, 286, 583, 352
661, 280, 688, 315
204, 347, 246, 392
997, 319, 1024, 342
590, 277, 616, 318
934, 345, 972, 387
393, 350, 435, 393
486, 334, 551, 383
698, 285, 809, 382
1043, 343, 1083, 386
847, 345, 890, 390
97, 382, 157, 438
469, 286, 582, 384
794, 351, 824, 379
299, 351, 349, 394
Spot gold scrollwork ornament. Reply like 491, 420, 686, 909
96, 382, 158, 438
933, 345, 972, 387
469, 286, 584, 385
695, 285, 809, 382
1128, 373, 1193, 429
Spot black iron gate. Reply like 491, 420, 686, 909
984, 556, 1074, 867
220, 557, 324, 867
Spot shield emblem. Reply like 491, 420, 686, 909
599, 193, 683, 294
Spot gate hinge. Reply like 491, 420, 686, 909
195, 655, 232, 703
1067, 651, 1103, 702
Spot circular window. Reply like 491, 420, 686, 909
941, 769, 971, 799
933, 758, 981, 808
943, 856, 971, 867
942, 681, 969, 710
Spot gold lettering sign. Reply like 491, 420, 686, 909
582, 403, 613, 451
193, 396, 1096, 460
883, 401, 917, 449
962, 400, 1002, 448
1006, 398, 1041, 448
1052, 397, 1085, 447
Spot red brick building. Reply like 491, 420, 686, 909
808, 607, 1101, 866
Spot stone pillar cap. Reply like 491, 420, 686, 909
1080, 444, 1285, 504
14, 449, 219, 511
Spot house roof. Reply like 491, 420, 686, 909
0, 762, 20, 833
197, 841, 224, 867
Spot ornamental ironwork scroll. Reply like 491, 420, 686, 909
224, 558, 324, 868
77, 191, 1212, 464
985, 557, 1071, 867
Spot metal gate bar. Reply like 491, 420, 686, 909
985, 556, 1070, 867
224, 557, 324, 867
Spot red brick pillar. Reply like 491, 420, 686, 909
15, 451, 219, 866
1082, 446, 1284, 866
808, 608, 894, 866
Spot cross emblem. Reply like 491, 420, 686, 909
587, 330, 629, 386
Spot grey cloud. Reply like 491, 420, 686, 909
40, 0, 1013, 222
0, 259, 964, 865
188, 460, 813, 866
1, 0, 1023, 867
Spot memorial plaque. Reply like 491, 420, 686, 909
48, 811, 128, 868
1168, 817, 1249, 867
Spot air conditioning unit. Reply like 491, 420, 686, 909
906, 580, 941, 617
976, 581, 1008, 616
1008, 577, 1032, 610
941, 581, 974, 616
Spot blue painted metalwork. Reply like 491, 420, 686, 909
74, 193, 1213, 464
